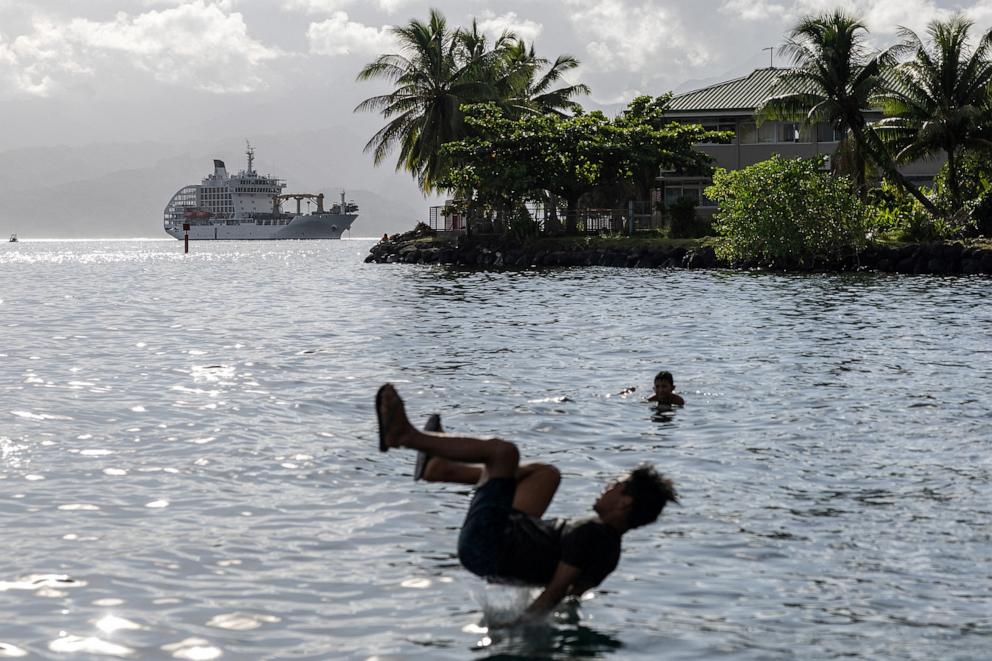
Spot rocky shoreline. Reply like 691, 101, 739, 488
365, 229, 992, 275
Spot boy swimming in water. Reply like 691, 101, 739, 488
375, 383, 678, 623
647, 371, 685, 406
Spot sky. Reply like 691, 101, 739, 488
2, 0, 992, 237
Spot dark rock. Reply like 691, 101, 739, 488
638, 253, 661, 268
684, 247, 717, 269
894, 246, 920, 273
924, 243, 962, 274
980, 251, 992, 274
961, 251, 982, 274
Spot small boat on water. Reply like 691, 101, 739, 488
7, 234, 16, 243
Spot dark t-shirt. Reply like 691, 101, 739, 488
495, 514, 622, 587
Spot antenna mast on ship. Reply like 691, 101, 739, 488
246, 140, 255, 174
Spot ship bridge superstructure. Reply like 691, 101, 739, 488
164, 143, 287, 228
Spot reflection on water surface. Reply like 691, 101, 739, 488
0, 240, 989, 659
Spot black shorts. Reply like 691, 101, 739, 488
457, 477, 516, 578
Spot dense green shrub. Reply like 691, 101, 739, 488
706, 156, 869, 266
868, 179, 974, 242
506, 207, 541, 241
966, 191, 992, 237
667, 196, 713, 238
868, 180, 931, 241
932, 151, 992, 237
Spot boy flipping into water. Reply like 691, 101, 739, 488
375, 383, 678, 622
647, 371, 685, 406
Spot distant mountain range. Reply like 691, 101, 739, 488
0, 127, 434, 239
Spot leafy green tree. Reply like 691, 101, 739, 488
875, 15, 992, 212
706, 156, 870, 267
615, 94, 720, 200
440, 101, 716, 234
439, 106, 605, 233
758, 11, 938, 214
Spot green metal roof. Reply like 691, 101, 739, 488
668, 66, 902, 114
669, 68, 786, 113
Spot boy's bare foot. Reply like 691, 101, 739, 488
376, 383, 414, 452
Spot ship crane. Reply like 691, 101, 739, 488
272, 192, 325, 215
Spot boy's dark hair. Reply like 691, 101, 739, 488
654, 371, 674, 385
623, 464, 678, 529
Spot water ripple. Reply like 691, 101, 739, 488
1, 241, 990, 658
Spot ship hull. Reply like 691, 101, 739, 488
165, 213, 358, 241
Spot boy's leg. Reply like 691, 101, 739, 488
512, 463, 561, 518
421, 457, 484, 484
422, 460, 559, 513
415, 413, 561, 517
377, 384, 518, 479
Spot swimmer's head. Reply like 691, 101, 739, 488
654, 371, 675, 397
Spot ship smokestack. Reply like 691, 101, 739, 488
213, 160, 227, 178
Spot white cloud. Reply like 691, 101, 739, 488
0, 0, 278, 96
0, 21, 93, 96
477, 11, 543, 43
966, 0, 992, 28
285, 0, 350, 12
563, 1, 711, 82
720, 0, 951, 36
307, 11, 396, 56
720, 0, 789, 21
285, 0, 414, 14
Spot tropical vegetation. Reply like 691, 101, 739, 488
707, 156, 870, 266
438, 100, 722, 234
758, 11, 938, 214
355, 9, 589, 191
358, 8, 992, 253
875, 16, 992, 213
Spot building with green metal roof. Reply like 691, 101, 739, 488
659, 68, 941, 215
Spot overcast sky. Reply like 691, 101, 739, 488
2, 0, 991, 236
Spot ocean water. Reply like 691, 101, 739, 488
1, 239, 990, 660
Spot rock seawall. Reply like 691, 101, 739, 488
366, 235, 992, 275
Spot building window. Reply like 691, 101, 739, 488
738, 120, 817, 144
698, 119, 737, 144
664, 183, 714, 207
817, 123, 844, 143
778, 122, 800, 142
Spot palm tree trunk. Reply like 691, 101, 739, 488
860, 127, 941, 216
854, 145, 868, 201
565, 194, 579, 235
946, 147, 962, 211
546, 192, 561, 233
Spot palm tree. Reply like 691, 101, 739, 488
497, 40, 590, 117
758, 11, 938, 214
874, 16, 992, 211
355, 10, 500, 191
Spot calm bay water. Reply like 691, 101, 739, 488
1, 239, 990, 660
